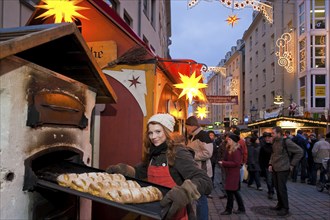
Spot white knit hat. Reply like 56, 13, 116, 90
147, 114, 175, 132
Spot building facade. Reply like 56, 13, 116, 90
296, 0, 330, 117
243, 1, 296, 121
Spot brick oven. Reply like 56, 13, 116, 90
0, 23, 116, 219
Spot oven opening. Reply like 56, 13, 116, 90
24, 148, 84, 220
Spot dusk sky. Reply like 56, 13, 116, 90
170, 0, 254, 69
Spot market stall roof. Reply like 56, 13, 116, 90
25, 0, 206, 83
248, 116, 328, 128
0, 23, 117, 103
156, 58, 207, 84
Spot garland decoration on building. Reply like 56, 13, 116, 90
36, 0, 89, 23
275, 32, 294, 73
174, 71, 208, 104
188, 0, 273, 23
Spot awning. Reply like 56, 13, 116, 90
156, 58, 207, 84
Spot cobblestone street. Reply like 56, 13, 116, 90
208, 166, 330, 219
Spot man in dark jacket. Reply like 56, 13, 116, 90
268, 126, 303, 216
259, 132, 275, 199
291, 130, 308, 183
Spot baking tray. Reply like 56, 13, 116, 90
35, 161, 170, 219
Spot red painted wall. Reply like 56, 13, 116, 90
98, 75, 144, 170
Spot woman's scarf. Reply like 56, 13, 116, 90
149, 141, 168, 160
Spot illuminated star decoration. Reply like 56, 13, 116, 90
195, 106, 209, 120
226, 14, 240, 27
128, 75, 141, 88
174, 71, 208, 104
36, 0, 89, 23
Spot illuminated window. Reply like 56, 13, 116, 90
310, 35, 326, 68
310, 0, 325, 29
310, 75, 326, 107
299, 38, 306, 72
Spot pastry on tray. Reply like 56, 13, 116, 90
57, 172, 163, 203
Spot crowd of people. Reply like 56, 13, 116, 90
107, 113, 330, 219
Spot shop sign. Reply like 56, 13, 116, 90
207, 95, 238, 104
277, 121, 304, 128
87, 41, 117, 68
315, 86, 326, 96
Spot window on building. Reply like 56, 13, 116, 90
262, 19, 266, 36
255, 28, 258, 44
236, 58, 239, 69
106, 0, 118, 12
249, 36, 252, 50
271, 62, 275, 81
143, 35, 149, 46
299, 38, 306, 72
151, 0, 156, 28
143, 0, 149, 18
249, 79, 252, 94
299, 76, 306, 107
262, 44, 266, 62
256, 74, 259, 91
310, 35, 326, 68
249, 57, 252, 72
271, 91, 275, 105
262, 69, 266, 87
256, 98, 259, 108
270, 34, 275, 54
311, 74, 326, 107
255, 51, 259, 67
123, 10, 132, 27
263, 95, 266, 109
310, 0, 325, 29
299, 2, 305, 35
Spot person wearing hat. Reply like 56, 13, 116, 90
107, 113, 212, 220
185, 116, 213, 220
259, 132, 275, 199
218, 133, 246, 215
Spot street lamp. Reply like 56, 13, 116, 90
250, 105, 258, 122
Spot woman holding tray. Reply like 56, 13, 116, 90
107, 113, 212, 220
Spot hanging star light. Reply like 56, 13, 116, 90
174, 71, 208, 104
226, 14, 240, 27
195, 106, 209, 120
36, 0, 89, 23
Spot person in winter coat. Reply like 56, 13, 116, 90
268, 126, 303, 217
218, 133, 245, 215
185, 116, 213, 220
247, 136, 262, 190
259, 132, 275, 199
107, 113, 212, 220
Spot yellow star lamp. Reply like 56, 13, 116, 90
226, 14, 240, 27
174, 72, 207, 104
36, 0, 89, 23
195, 106, 209, 120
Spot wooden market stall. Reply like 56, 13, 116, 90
26, 1, 207, 219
